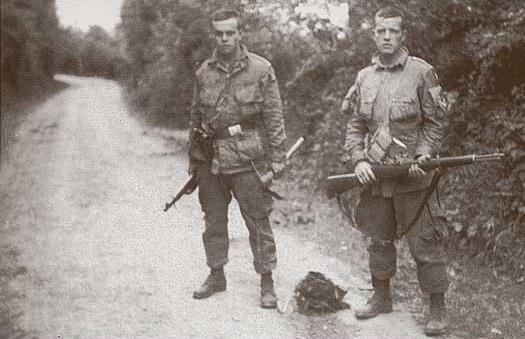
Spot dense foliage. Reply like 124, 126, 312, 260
0, 0, 59, 102
55, 25, 123, 78
0, 0, 121, 104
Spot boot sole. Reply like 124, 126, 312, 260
424, 327, 447, 337
260, 302, 277, 309
355, 307, 393, 320
192, 286, 226, 299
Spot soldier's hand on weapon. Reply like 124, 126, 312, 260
271, 162, 286, 180
187, 161, 197, 175
409, 154, 431, 178
355, 160, 376, 184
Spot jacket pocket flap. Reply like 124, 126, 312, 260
390, 97, 418, 121
234, 85, 263, 104
200, 88, 220, 106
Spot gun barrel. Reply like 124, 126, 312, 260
327, 173, 357, 180
326, 152, 505, 199
472, 153, 505, 162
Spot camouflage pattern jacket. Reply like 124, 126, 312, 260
189, 45, 286, 175
343, 48, 448, 196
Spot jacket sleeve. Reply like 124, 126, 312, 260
415, 69, 449, 156
260, 65, 286, 163
343, 76, 368, 168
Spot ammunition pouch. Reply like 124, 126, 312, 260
367, 123, 393, 163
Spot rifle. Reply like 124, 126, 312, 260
326, 153, 505, 199
164, 174, 199, 212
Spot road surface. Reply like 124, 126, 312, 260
0, 75, 434, 338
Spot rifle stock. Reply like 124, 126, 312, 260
326, 153, 505, 199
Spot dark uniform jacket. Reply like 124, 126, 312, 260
189, 45, 286, 175
343, 47, 448, 197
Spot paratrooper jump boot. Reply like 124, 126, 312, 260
193, 267, 226, 299
260, 272, 277, 309
355, 277, 393, 319
424, 293, 448, 336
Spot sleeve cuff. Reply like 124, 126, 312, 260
415, 143, 434, 157
351, 151, 367, 169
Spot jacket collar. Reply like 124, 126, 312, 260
372, 47, 409, 70
208, 44, 250, 74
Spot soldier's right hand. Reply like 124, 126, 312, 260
354, 161, 376, 185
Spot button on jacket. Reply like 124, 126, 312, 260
189, 45, 286, 175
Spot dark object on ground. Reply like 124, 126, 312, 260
294, 271, 350, 315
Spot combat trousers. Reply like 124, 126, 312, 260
357, 189, 449, 294
197, 165, 276, 274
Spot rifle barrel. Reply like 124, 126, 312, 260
325, 153, 505, 199
327, 173, 357, 180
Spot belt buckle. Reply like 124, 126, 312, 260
228, 124, 243, 137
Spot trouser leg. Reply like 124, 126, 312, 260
198, 166, 231, 270
356, 191, 398, 279
406, 207, 449, 294
369, 239, 397, 280
230, 170, 276, 274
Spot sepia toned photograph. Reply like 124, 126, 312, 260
1, 0, 524, 338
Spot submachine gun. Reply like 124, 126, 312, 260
326, 152, 505, 199
164, 137, 305, 212
163, 174, 199, 212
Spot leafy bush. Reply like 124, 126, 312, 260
1, 0, 59, 101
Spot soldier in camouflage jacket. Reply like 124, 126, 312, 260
187, 9, 286, 309
342, 7, 450, 336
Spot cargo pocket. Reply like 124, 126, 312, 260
235, 129, 264, 163
234, 84, 263, 117
390, 98, 419, 122
215, 130, 264, 170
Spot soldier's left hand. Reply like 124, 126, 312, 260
271, 162, 286, 180
409, 154, 431, 178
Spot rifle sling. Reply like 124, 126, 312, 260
404, 169, 444, 231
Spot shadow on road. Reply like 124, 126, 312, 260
1, 78, 69, 170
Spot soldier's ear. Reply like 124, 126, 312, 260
401, 29, 407, 43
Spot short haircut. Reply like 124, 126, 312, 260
211, 9, 242, 30
374, 6, 406, 28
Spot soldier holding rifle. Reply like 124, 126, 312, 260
341, 6, 450, 336
187, 9, 286, 309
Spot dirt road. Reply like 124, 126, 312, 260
0, 75, 433, 338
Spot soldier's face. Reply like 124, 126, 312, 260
373, 16, 405, 56
212, 18, 241, 57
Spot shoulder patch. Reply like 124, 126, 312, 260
428, 86, 449, 113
